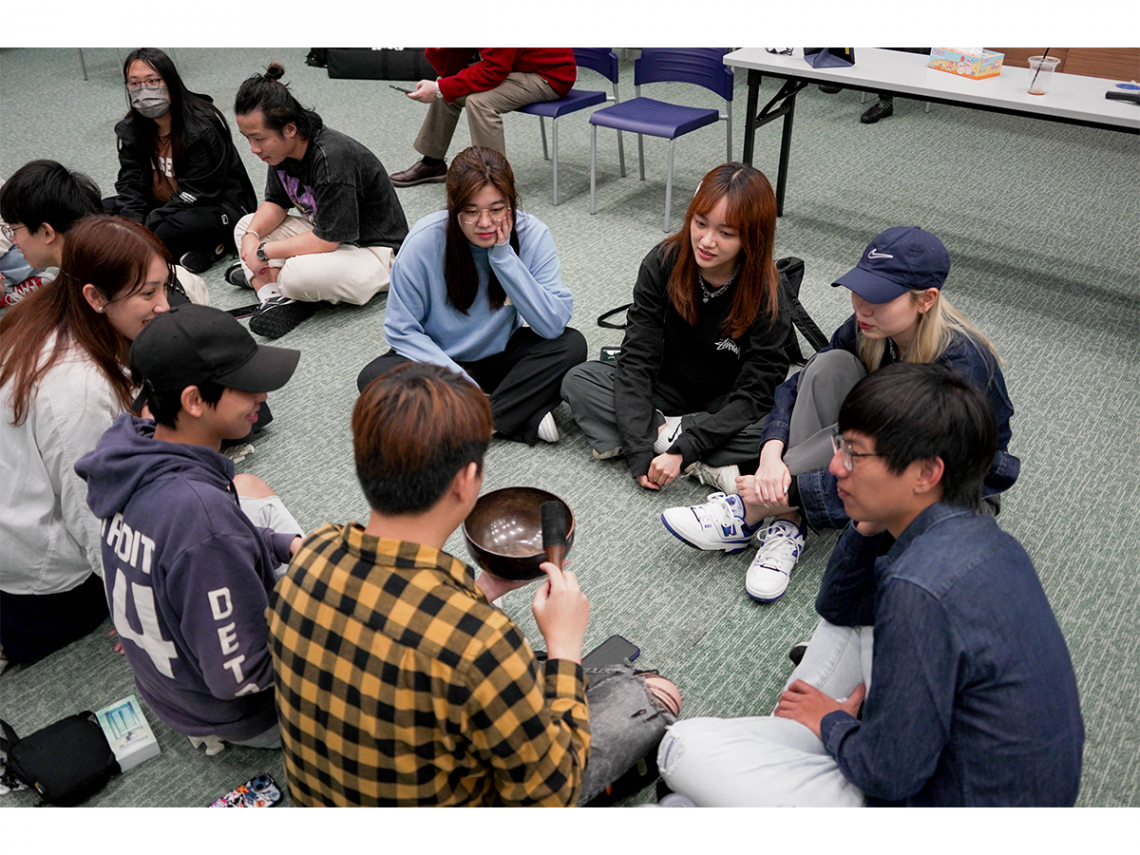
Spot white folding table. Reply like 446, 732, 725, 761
724, 48, 1140, 215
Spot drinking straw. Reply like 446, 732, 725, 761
1029, 48, 1052, 91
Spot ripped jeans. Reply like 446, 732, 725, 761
579, 663, 677, 805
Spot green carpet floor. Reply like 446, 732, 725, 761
2, 47, 1138, 808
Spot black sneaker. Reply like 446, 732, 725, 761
860, 99, 894, 124
249, 296, 319, 338
788, 640, 809, 666
179, 244, 225, 274
224, 261, 254, 290
818, 84, 842, 94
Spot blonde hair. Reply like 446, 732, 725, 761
856, 292, 1001, 372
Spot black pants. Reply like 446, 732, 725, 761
357, 327, 587, 444
102, 197, 235, 261
0, 573, 108, 664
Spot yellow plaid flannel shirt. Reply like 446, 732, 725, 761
267, 522, 590, 806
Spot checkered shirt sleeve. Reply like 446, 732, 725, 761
267, 523, 590, 806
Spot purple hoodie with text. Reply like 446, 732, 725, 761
75, 414, 294, 741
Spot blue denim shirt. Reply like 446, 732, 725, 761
761, 315, 1021, 529
815, 504, 1084, 806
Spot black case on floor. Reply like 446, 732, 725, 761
1, 713, 120, 805
326, 49, 436, 81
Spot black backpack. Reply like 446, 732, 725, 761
597, 256, 828, 365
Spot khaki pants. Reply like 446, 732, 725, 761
234, 213, 395, 306
414, 72, 559, 158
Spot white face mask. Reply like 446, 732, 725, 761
129, 85, 170, 119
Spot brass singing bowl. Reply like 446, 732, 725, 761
462, 487, 575, 581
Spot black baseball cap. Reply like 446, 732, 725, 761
832, 226, 951, 303
129, 304, 300, 394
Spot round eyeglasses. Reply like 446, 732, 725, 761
830, 432, 883, 471
458, 204, 509, 226
2, 224, 27, 242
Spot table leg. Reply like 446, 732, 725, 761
776, 88, 798, 217
743, 69, 762, 166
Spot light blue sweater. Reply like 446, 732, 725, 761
383, 209, 573, 381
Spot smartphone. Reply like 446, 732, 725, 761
209, 772, 283, 807
582, 634, 640, 670
390, 84, 414, 94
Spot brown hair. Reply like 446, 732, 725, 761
662, 162, 780, 339
353, 363, 493, 515
1, 215, 171, 425
443, 146, 521, 314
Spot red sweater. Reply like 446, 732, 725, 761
426, 49, 577, 102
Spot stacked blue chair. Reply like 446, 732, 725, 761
588, 48, 733, 232
517, 49, 626, 206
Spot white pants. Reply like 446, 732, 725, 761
234, 213, 394, 305
658, 619, 873, 806
175, 265, 210, 306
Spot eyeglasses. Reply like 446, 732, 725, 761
127, 77, 166, 90
458, 204, 509, 225
830, 431, 883, 472
1, 224, 27, 241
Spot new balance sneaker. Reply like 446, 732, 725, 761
1, 276, 44, 308
653, 412, 683, 453
224, 260, 254, 290
687, 461, 742, 495
248, 296, 319, 338
744, 518, 805, 602
537, 411, 560, 443
661, 492, 757, 553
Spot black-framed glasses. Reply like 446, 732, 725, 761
458, 204, 509, 225
126, 76, 166, 90
830, 431, 882, 472
2, 224, 27, 241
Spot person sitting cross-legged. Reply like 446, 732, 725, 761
656, 363, 1083, 807
230, 63, 408, 338
75, 304, 304, 752
268, 363, 681, 805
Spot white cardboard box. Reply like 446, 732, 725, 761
95, 694, 160, 772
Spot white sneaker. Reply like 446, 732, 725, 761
745, 519, 805, 602
661, 492, 757, 553
687, 461, 742, 495
537, 411, 560, 443
654, 412, 684, 453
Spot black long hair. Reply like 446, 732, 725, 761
120, 48, 237, 178
443, 147, 521, 314
233, 62, 323, 140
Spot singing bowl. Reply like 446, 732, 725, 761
462, 487, 575, 581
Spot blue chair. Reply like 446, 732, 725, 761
516, 49, 626, 206
589, 49, 733, 232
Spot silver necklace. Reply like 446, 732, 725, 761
699, 266, 739, 303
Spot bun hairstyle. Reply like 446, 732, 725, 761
234, 62, 323, 139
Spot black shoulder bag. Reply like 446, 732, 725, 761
1, 713, 120, 806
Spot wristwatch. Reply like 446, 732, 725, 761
435, 79, 444, 99
256, 242, 269, 262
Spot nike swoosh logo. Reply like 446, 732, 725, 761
867, 249, 894, 259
